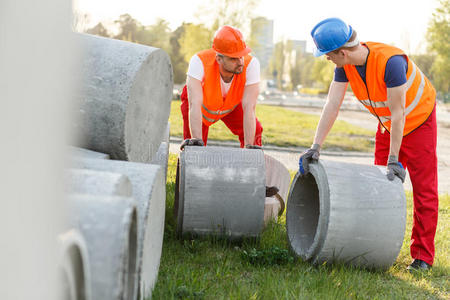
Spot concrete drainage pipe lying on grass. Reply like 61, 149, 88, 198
74, 33, 173, 163
175, 146, 266, 239
57, 229, 90, 300
286, 159, 406, 269
68, 194, 138, 300
71, 158, 166, 299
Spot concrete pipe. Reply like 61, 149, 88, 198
70, 146, 110, 160
68, 195, 138, 300
175, 146, 266, 238
75, 33, 173, 163
264, 154, 291, 222
150, 123, 170, 180
71, 158, 165, 299
57, 229, 90, 300
286, 159, 406, 269
65, 169, 132, 197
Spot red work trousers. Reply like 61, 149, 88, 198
180, 85, 263, 147
374, 106, 438, 265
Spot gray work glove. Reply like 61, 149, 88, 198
180, 138, 204, 150
298, 144, 320, 175
387, 155, 406, 183
245, 144, 263, 150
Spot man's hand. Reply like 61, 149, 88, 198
245, 144, 262, 150
180, 138, 204, 150
298, 144, 320, 175
387, 155, 406, 183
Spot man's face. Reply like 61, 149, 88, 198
218, 55, 245, 74
325, 50, 345, 68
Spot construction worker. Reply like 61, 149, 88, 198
180, 25, 262, 149
299, 18, 438, 271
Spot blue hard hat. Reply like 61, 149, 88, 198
311, 18, 353, 57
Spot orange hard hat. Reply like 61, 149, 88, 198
212, 25, 251, 58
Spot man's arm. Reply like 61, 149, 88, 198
313, 80, 348, 146
241, 83, 259, 145
386, 83, 407, 157
186, 75, 204, 139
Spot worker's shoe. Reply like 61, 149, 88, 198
407, 259, 431, 272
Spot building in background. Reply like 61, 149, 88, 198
250, 17, 274, 73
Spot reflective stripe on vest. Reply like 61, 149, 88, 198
358, 62, 424, 111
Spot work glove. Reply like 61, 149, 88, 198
245, 144, 263, 150
298, 144, 320, 175
386, 155, 406, 183
180, 138, 204, 150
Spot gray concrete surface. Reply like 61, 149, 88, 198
71, 158, 165, 299
176, 146, 266, 238
287, 159, 406, 269
74, 33, 173, 163
68, 195, 137, 300
57, 229, 90, 300
70, 146, 110, 160
65, 169, 132, 197
151, 123, 170, 180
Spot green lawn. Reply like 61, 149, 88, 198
151, 154, 449, 299
169, 101, 375, 152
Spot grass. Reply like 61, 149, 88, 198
151, 154, 449, 299
169, 101, 375, 152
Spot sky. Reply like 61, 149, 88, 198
73, 0, 439, 54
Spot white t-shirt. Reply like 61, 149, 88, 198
187, 54, 260, 97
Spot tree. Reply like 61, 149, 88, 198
72, 11, 91, 33
427, 0, 450, 94
179, 23, 213, 65
114, 14, 140, 42
136, 18, 171, 50
311, 57, 335, 92
410, 54, 435, 80
268, 41, 285, 89
197, 0, 260, 34
86, 22, 110, 38
170, 24, 189, 84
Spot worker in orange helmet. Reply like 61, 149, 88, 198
179, 25, 263, 150
299, 18, 438, 272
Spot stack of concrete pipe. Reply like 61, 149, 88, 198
286, 159, 406, 269
61, 34, 173, 300
175, 146, 292, 238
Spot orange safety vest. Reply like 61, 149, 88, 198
197, 49, 252, 126
343, 42, 436, 136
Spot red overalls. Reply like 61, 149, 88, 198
375, 106, 438, 265
344, 42, 438, 265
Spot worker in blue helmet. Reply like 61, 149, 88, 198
299, 17, 438, 272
